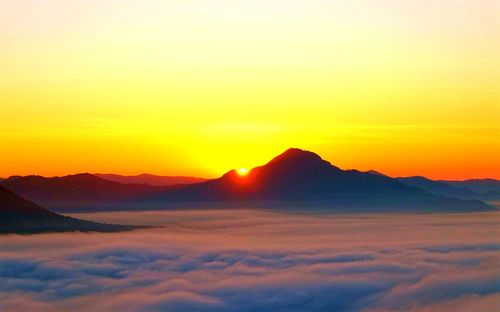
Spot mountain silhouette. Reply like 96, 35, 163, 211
0, 186, 137, 234
2, 149, 494, 212
366, 170, 389, 177
438, 179, 500, 195
396, 176, 499, 201
95, 173, 206, 186
143, 148, 493, 211
1, 173, 170, 208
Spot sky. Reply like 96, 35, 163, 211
1, 0, 499, 179
1, 210, 499, 311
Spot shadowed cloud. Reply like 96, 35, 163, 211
1, 210, 499, 311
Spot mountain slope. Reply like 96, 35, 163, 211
95, 173, 206, 186
1, 173, 169, 208
2, 149, 493, 212
396, 176, 498, 201
438, 179, 500, 196
0, 186, 137, 234
146, 149, 406, 200
365, 170, 389, 177
143, 148, 493, 211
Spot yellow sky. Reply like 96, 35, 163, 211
1, 0, 499, 179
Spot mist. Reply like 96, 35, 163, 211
1, 210, 499, 311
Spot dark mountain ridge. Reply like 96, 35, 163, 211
396, 176, 499, 201
438, 178, 500, 194
1, 173, 173, 208
1, 149, 494, 212
0, 186, 137, 234
95, 173, 206, 186
143, 148, 493, 211
144, 149, 407, 201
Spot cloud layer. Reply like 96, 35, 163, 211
1, 210, 499, 311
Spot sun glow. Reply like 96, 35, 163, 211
238, 168, 248, 176
0, 1, 498, 179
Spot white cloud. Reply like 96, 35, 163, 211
0, 210, 499, 311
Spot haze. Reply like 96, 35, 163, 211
1, 210, 499, 311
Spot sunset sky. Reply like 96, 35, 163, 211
1, 0, 499, 179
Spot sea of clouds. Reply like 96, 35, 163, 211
1, 210, 499, 311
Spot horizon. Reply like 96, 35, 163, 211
1, 147, 499, 181
2, 158, 500, 182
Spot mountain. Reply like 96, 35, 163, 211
396, 176, 499, 201
95, 173, 206, 186
2, 149, 493, 212
438, 179, 500, 195
142, 148, 493, 211
0, 173, 171, 209
0, 186, 136, 234
366, 170, 389, 177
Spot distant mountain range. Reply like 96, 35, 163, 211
363, 170, 499, 201
2, 148, 496, 212
1, 173, 173, 208
138, 148, 493, 211
438, 179, 500, 194
395, 176, 499, 201
0, 186, 137, 234
95, 173, 206, 186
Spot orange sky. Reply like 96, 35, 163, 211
1, 0, 499, 180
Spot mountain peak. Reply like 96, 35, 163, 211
266, 148, 337, 169
366, 170, 388, 177
270, 148, 324, 162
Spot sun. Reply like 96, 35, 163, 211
237, 168, 248, 176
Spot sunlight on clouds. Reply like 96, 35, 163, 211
1, 210, 499, 311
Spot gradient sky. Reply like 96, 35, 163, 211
1, 0, 499, 179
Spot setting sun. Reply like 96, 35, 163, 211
238, 168, 248, 176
